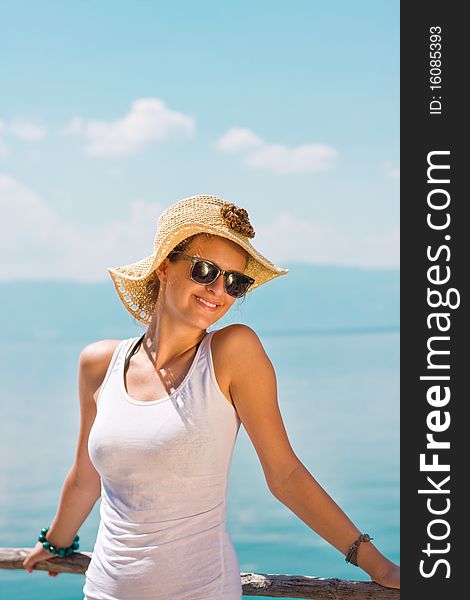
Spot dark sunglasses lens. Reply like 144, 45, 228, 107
225, 273, 252, 297
191, 259, 218, 284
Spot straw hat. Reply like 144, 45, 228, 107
107, 194, 288, 325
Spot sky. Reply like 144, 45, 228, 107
0, 0, 399, 281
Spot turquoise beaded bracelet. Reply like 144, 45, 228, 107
38, 527, 80, 557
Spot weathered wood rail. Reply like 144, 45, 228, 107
0, 547, 399, 599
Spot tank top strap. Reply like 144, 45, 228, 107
199, 329, 216, 362
198, 329, 240, 418
95, 337, 135, 408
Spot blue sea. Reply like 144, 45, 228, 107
0, 329, 399, 599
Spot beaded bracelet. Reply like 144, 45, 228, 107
345, 533, 373, 566
38, 527, 80, 557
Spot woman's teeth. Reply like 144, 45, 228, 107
195, 295, 218, 308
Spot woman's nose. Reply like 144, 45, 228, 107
205, 273, 226, 295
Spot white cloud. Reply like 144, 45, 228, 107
216, 127, 264, 152
255, 212, 399, 268
0, 173, 164, 280
216, 127, 337, 174
0, 118, 46, 155
62, 98, 195, 157
0, 176, 399, 280
0, 173, 60, 247
8, 120, 47, 141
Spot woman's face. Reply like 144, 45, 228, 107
156, 235, 249, 329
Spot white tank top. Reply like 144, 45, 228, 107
82, 330, 243, 600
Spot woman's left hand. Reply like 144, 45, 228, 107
371, 561, 400, 589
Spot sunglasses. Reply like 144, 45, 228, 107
169, 252, 255, 298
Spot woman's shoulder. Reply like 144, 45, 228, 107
208, 325, 268, 403
79, 338, 125, 386
211, 324, 267, 361
210, 325, 274, 402
211, 323, 259, 344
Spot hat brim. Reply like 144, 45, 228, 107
108, 228, 288, 325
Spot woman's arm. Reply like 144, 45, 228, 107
267, 461, 399, 587
221, 324, 399, 589
23, 340, 120, 572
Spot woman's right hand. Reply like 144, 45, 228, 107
371, 561, 400, 589
22, 541, 60, 576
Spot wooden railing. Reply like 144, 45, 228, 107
0, 547, 399, 599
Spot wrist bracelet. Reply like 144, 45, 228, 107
345, 533, 373, 567
38, 526, 80, 557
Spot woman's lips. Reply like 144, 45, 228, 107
194, 294, 219, 311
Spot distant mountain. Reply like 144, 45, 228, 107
0, 263, 399, 342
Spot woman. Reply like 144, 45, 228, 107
23, 195, 400, 598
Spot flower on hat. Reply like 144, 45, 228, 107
220, 203, 255, 238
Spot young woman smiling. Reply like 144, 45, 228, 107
23, 195, 400, 599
